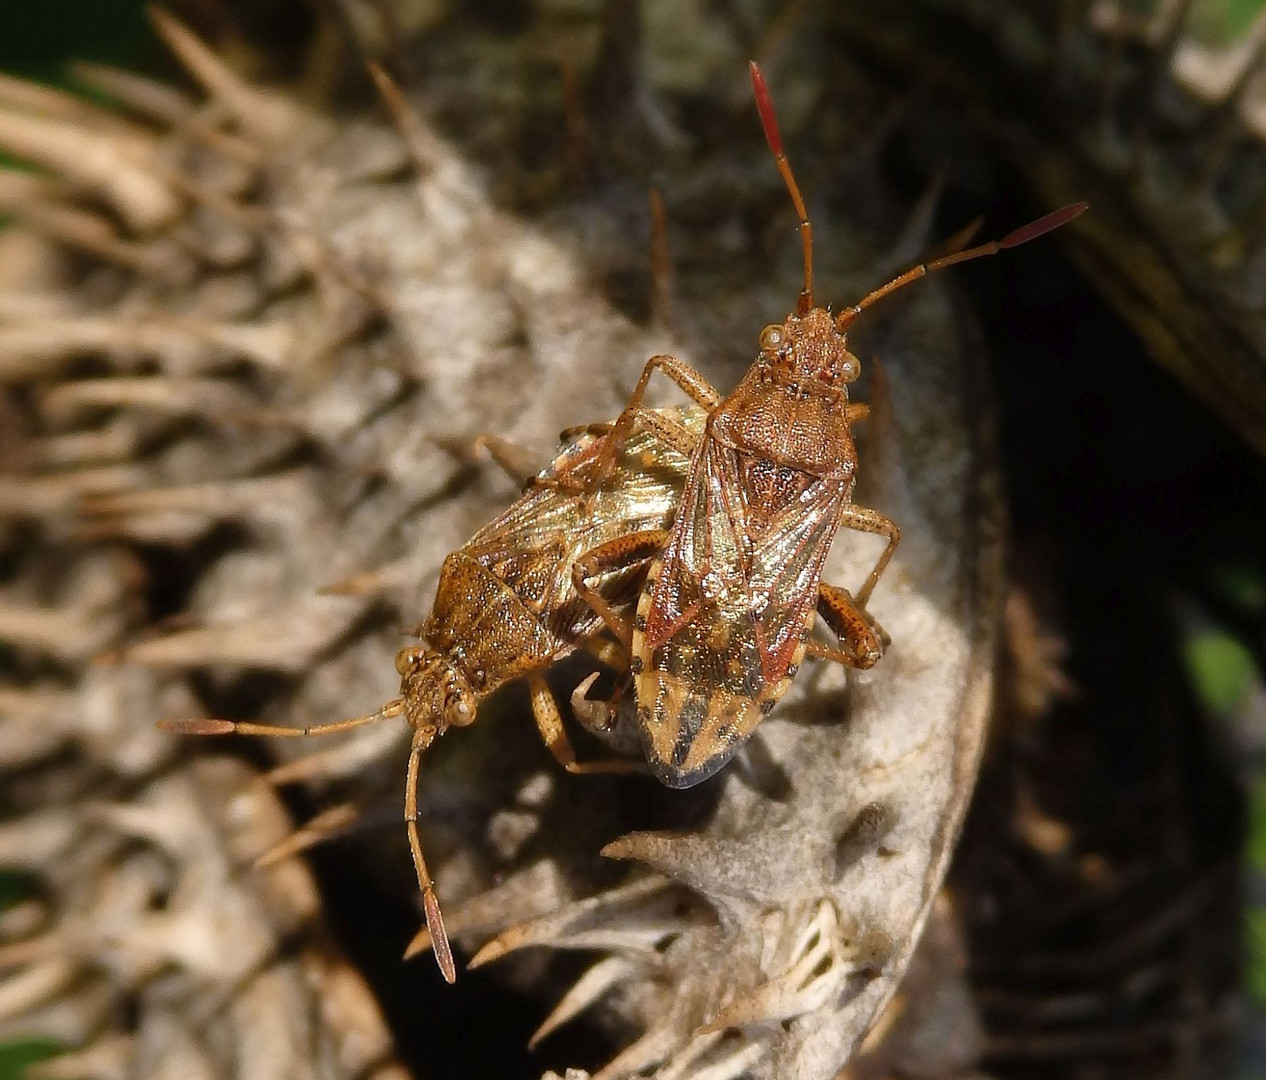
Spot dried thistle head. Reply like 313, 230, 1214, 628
0, 7, 1020, 1078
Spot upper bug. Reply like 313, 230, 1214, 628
574, 62, 1086, 788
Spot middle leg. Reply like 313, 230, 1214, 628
837, 504, 901, 607
584, 354, 720, 505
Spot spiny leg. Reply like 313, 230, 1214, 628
837, 504, 901, 607
579, 633, 629, 670
539, 412, 695, 497
404, 724, 455, 982
572, 529, 671, 649
805, 582, 887, 670
528, 672, 645, 775
559, 421, 615, 441
620, 406, 703, 456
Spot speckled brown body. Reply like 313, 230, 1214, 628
406, 405, 706, 726
564, 66, 909, 788
585, 65, 1079, 789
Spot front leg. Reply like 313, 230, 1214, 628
571, 528, 671, 648
837, 504, 900, 607
585, 354, 721, 504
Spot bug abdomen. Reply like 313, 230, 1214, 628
634, 667, 761, 788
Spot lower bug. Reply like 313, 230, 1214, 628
161, 407, 705, 982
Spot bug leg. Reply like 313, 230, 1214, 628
559, 421, 615, 441
528, 673, 645, 775
562, 412, 697, 451
572, 529, 671, 648
806, 582, 887, 670
404, 724, 456, 983
568, 406, 703, 495
579, 633, 629, 669
623, 406, 703, 456
585, 354, 720, 504
836, 504, 901, 607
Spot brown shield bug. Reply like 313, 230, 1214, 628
573, 62, 1086, 788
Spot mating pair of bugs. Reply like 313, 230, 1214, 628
164, 64, 1085, 983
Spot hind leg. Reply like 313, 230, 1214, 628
803, 581, 888, 669
528, 672, 646, 775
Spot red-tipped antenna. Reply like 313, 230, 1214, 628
405, 731, 456, 983
837, 201, 1089, 329
157, 699, 405, 738
157, 696, 460, 983
750, 61, 814, 315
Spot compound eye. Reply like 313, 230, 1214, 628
446, 686, 477, 728
839, 351, 862, 382
759, 324, 785, 352
395, 647, 425, 677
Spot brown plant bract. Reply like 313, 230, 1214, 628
838, 0, 1266, 461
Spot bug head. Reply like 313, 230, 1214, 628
395, 646, 477, 732
748, 63, 861, 388
757, 309, 862, 387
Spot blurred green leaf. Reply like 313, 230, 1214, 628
0, 0, 152, 83
1191, 0, 1266, 44
1184, 630, 1255, 714
1249, 907, 1266, 1007
0, 1038, 60, 1080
